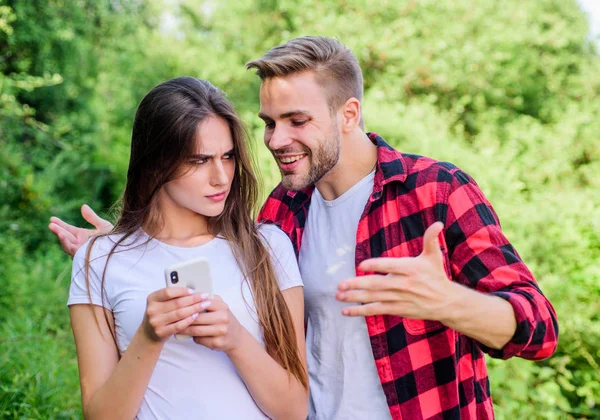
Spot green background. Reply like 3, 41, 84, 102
1, 0, 598, 418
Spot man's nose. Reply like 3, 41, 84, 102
266, 124, 293, 151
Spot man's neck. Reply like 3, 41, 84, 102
316, 130, 377, 201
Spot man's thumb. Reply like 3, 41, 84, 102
81, 204, 113, 231
422, 221, 444, 257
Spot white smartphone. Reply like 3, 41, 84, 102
164, 257, 213, 340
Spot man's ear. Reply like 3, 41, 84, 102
339, 97, 361, 133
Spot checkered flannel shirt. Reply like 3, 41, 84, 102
258, 133, 558, 419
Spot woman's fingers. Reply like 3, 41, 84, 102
144, 290, 231, 342
180, 324, 228, 337
190, 310, 228, 326
152, 301, 206, 326
156, 312, 199, 338
150, 287, 198, 303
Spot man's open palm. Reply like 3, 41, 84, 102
48, 204, 113, 258
336, 222, 456, 320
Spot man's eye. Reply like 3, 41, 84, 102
291, 120, 308, 127
264, 122, 275, 129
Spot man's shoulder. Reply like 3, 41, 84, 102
370, 133, 468, 187
258, 183, 312, 224
266, 183, 293, 202
260, 184, 292, 223
396, 151, 466, 187
390, 151, 487, 211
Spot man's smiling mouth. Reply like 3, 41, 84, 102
278, 154, 307, 164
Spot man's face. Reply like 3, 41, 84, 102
258, 71, 341, 191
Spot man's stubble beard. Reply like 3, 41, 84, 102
280, 126, 341, 191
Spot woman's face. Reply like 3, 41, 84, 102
160, 116, 236, 220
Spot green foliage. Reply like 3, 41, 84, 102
1, 0, 598, 418
0, 241, 79, 419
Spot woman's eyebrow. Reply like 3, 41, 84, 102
190, 153, 213, 159
190, 148, 234, 159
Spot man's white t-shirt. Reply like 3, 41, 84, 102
68, 224, 302, 420
299, 170, 392, 419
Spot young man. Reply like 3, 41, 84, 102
51, 36, 558, 419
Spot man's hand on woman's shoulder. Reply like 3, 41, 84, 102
48, 204, 113, 258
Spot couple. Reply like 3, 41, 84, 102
50, 36, 559, 419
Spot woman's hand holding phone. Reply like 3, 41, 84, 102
141, 287, 207, 342
180, 295, 245, 353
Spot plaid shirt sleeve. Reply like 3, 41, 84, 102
443, 169, 559, 360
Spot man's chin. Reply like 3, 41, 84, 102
281, 174, 313, 191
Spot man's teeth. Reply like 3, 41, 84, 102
280, 155, 305, 164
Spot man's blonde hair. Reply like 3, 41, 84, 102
246, 36, 364, 127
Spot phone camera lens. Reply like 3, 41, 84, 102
170, 271, 179, 284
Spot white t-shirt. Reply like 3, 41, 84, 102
68, 224, 302, 420
299, 171, 392, 420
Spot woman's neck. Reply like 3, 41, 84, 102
145, 193, 213, 247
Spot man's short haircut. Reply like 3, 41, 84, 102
246, 36, 364, 126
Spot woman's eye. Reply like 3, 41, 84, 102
291, 120, 308, 127
191, 159, 207, 165
223, 153, 234, 160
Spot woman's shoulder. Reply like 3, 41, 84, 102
73, 231, 147, 265
256, 223, 302, 289
257, 223, 293, 249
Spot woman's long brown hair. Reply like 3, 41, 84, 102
84, 77, 307, 389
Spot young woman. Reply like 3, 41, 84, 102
67, 77, 308, 419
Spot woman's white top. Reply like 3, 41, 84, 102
68, 224, 303, 419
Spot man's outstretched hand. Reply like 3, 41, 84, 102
335, 222, 456, 320
48, 204, 113, 258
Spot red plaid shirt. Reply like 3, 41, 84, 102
258, 133, 558, 419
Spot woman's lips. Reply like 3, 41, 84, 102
206, 191, 227, 202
